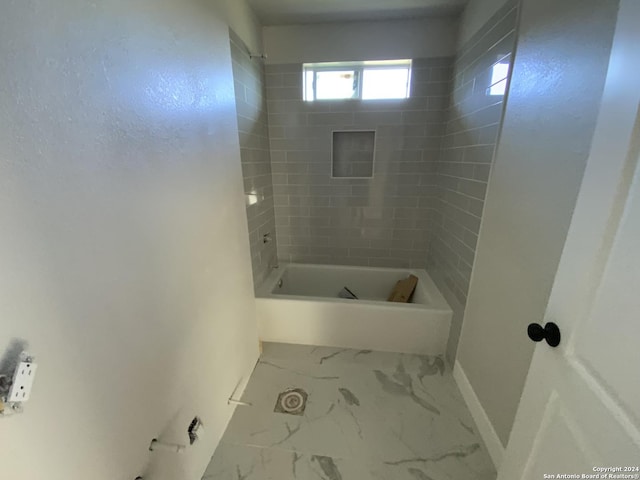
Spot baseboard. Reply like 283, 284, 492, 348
453, 360, 505, 469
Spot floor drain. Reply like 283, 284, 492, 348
274, 388, 308, 416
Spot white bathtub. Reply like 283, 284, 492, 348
255, 263, 452, 355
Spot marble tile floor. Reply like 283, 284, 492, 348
202, 343, 496, 480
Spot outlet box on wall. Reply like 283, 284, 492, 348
8, 361, 37, 402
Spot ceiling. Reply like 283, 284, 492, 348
247, 0, 468, 25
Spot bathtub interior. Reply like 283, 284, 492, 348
256, 264, 453, 354
264, 264, 437, 306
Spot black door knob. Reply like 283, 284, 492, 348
527, 322, 561, 347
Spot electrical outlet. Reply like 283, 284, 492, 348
8, 361, 37, 403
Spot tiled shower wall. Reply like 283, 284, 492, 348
230, 30, 278, 287
429, 1, 519, 360
265, 59, 453, 268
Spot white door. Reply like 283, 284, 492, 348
498, 0, 640, 478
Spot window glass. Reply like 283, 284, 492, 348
362, 68, 410, 100
315, 70, 357, 100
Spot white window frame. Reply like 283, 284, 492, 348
303, 60, 412, 102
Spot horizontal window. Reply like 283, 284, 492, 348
303, 60, 412, 101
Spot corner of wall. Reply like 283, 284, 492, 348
457, 0, 514, 48
428, 0, 519, 365
454, 0, 619, 457
229, 27, 279, 289
453, 361, 506, 468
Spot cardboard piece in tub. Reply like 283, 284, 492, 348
387, 274, 419, 303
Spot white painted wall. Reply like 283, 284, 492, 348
262, 17, 459, 64
456, 0, 619, 449
0, 1, 261, 479
218, 0, 264, 52
457, 0, 511, 47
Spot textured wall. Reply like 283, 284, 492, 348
265, 59, 453, 268
230, 29, 278, 287
430, 0, 519, 362
457, 0, 619, 446
217, 0, 264, 53
0, 1, 259, 479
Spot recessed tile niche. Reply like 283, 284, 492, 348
332, 130, 375, 178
